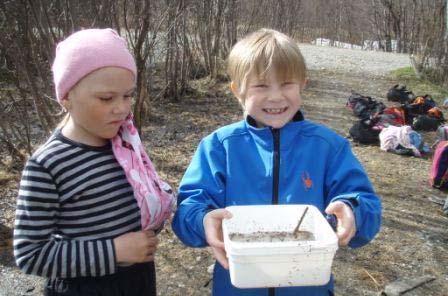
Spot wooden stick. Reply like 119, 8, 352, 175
363, 268, 380, 291
293, 206, 309, 237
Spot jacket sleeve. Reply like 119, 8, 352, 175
14, 159, 117, 278
324, 140, 382, 248
172, 134, 226, 247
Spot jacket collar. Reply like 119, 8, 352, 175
246, 110, 304, 127
244, 110, 306, 151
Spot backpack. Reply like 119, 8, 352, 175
427, 107, 444, 121
412, 115, 442, 131
406, 95, 437, 116
430, 141, 448, 190
349, 118, 381, 144
382, 106, 407, 126
436, 125, 448, 142
352, 99, 370, 118
387, 84, 414, 104
432, 125, 448, 148
351, 96, 385, 119
346, 92, 367, 110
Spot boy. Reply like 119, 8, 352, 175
172, 28, 381, 296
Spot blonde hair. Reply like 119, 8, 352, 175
227, 28, 307, 99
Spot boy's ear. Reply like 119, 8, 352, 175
230, 81, 241, 99
301, 78, 309, 91
230, 81, 237, 95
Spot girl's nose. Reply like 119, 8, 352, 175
113, 98, 131, 114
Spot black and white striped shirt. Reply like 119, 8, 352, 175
14, 130, 141, 279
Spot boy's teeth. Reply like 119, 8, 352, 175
265, 108, 285, 114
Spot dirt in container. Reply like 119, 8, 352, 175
229, 230, 315, 242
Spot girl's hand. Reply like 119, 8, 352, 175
113, 230, 159, 263
203, 209, 233, 269
325, 201, 356, 246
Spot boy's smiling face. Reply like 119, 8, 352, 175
235, 70, 303, 129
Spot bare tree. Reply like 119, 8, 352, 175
1, 0, 447, 168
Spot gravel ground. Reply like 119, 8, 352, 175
0, 44, 414, 296
300, 43, 411, 76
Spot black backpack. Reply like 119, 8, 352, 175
412, 115, 443, 131
349, 118, 381, 144
352, 97, 385, 119
387, 84, 414, 104
405, 95, 437, 116
346, 92, 367, 110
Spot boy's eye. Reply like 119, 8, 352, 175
282, 82, 294, 86
99, 97, 112, 101
253, 84, 267, 88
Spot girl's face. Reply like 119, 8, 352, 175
236, 70, 304, 129
61, 67, 135, 146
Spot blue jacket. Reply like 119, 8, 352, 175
172, 114, 382, 296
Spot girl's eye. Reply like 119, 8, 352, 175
253, 84, 267, 88
99, 97, 112, 101
282, 82, 294, 86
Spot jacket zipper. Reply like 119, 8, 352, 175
272, 128, 280, 205
269, 128, 280, 296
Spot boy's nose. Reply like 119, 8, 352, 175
268, 87, 284, 101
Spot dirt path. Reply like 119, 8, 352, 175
1, 47, 447, 295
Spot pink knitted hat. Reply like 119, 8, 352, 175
52, 28, 137, 101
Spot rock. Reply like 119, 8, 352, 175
381, 276, 436, 295
207, 264, 214, 274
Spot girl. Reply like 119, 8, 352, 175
13, 28, 175, 296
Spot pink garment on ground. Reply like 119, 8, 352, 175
379, 125, 421, 157
112, 115, 175, 230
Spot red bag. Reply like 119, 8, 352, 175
382, 107, 406, 126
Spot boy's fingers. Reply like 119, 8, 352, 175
324, 203, 337, 215
211, 247, 229, 269
337, 228, 350, 246
205, 221, 225, 247
325, 201, 345, 215
336, 220, 356, 246
208, 238, 225, 249
209, 209, 233, 220
340, 233, 354, 246
326, 201, 356, 246
204, 209, 233, 247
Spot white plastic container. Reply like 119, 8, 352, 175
222, 204, 338, 288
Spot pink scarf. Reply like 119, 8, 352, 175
111, 115, 175, 230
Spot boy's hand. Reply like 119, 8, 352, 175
203, 209, 233, 269
113, 230, 159, 263
325, 201, 356, 246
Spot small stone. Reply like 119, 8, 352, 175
26, 287, 35, 293
207, 264, 214, 274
